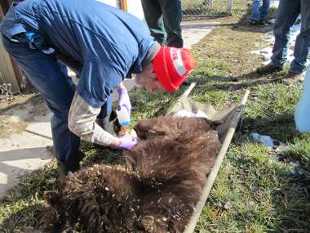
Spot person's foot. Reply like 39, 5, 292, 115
248, 19, 263, 25
248, 19, 272, 26
282, 71, 304, 85
260, 19, 273, 25
248, 19, 261, 25
57, 161, 70, 179
256, 63, 283, 75
57, 151, 85, 178
57, 161, 79, 178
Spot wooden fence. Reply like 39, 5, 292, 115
0, 0, 22, 93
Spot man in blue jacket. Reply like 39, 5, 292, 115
0, 0, 195, 174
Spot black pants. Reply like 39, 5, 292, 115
141, 0, 183, 48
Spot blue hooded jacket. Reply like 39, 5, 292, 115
0, 0, 156, 107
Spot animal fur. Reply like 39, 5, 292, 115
41, 117, 221, 233
134, 116, 212, 140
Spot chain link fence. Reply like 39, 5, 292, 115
182, 0, 233, 20
0, 83, 14, 103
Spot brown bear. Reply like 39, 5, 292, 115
41, 117, 221, 233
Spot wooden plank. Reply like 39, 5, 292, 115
165, 82, 196, 115
1, 0, 24, 90
165, 85, 249, 232
0, 41, 20, 93
183, 90, 250, 233
119, 0, 128, 11
179, 82, 196, 99
0, 4, 21, 93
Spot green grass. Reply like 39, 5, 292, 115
182, 0, 247, 17
187, 9, 310, 231
1, 1, 310, 232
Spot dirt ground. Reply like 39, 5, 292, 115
0, 94, 43, 138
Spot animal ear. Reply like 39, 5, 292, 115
43, 191, 61, 206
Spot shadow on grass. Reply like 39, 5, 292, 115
271, 168, 310, 232
241, 112, 299, 143
235, 114, 310, 231
189, 69, 288, 93
212, 138, 310, 232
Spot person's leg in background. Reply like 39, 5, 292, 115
289, 0, 310, 75
257, 0, 300, 74
260, 0, 270, 22
249, 0, 262, 23
141, 0, 165, 44
159, 0, 183, 48
271, 0, 300, 68
1, 37, 81, 174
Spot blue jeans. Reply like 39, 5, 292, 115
249, 0, 270, 21
1, 36, 111, 170
271, 0, 310, 74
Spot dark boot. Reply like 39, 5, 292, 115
256, 63, 283, 75
57, 151, 85, 177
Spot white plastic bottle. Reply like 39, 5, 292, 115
295, 68, 310, 132
116, 105, 130, 126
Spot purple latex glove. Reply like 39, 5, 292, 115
117, 87, 131, 114
118, 134, 138, 150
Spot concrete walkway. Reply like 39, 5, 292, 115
0, 21, 215, 198
0, 97, 53, 197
